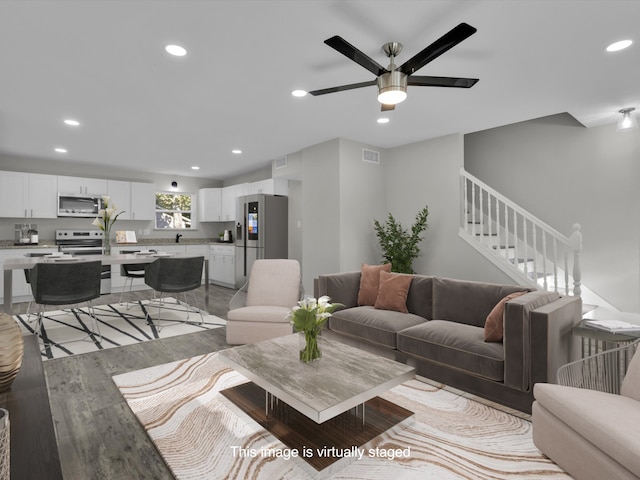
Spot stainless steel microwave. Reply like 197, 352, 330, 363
58, 194, 103, 217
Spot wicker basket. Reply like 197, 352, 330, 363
0, 313, 24, 393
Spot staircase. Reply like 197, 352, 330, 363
458, 169, 614, 310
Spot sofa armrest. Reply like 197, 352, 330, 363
503, 291, 562, 391
314, 271, 361, 308
530, 295, 583, 386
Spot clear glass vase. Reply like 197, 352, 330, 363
299, 330, 322, 363
103, 232, 111, 255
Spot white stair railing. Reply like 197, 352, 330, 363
459, 168, 583, 296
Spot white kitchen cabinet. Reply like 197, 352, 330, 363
210, 244, 235, 287
221, 183, 248, 222
0, 171, 27, 218
58, 175, 107, 195
198, 188, 222, 222
186, 244, 209, 281
28, 174, 58, 218
130, 182, 155, 220
248, 178, 289, 196
0, 171, 57, 219
107, 180, 131, 220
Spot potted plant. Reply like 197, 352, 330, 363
373, 205, 429, 274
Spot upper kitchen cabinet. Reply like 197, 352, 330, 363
105, 180, 154, 221
0, 171, 57, 218
107, 180, 131, 220
130, 182, 155, 220
58, 175, 107, 195
248, 178, 289, 196
221, 183, 248, 222
199, 188, 222, 222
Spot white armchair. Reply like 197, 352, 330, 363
226, 259, 302, 345
532, 339, 640, 480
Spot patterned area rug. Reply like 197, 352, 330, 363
14, 298, 226, 360
113, 353, 570, 480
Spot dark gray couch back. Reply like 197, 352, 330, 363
316, 271, 532, 327
432, 277, 531, 327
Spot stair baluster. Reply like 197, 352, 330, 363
459, 168, 583, 297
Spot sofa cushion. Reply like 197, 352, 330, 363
484, 291, 528, 342
397, 321, 505, 381
621, 347, 640, 402
374, 271, 413, 313
432, 277, 530, 327
405, 275, 434, 319
328, 306, 425, 349
534, 383, 640, 476
357, 263, 392, 306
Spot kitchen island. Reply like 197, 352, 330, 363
2, 253, 210, 315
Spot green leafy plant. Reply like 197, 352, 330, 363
373, 206, 429, 274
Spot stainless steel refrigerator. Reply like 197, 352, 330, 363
235, 194, 288, 287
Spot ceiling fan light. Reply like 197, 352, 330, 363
617, 107, 638, 131
377, 71, 408, 105
378, 88, 407, 105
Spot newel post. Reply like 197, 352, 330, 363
569, 223, 582, 296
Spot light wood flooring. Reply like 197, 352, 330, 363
9, 283, 236, 480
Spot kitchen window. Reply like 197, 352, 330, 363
155, 192, 194, 229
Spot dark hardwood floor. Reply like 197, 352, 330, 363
4, 283, 236, 480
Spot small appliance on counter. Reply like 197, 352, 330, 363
14, 224, 38, 245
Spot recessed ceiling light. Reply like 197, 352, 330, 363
191, 165, 200, 170
54, 147, 67, 153
232, 149, 242, 154
377, 117, 390, 124
165, 44, 187, 56
291, 90, 308, 97
64, 119, 80, 126
606, 39, 633, 52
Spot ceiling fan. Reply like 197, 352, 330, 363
309, 22, 479, 111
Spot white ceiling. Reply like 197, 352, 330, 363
1, 0, 638, 181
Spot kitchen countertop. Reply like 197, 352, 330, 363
0, 238, 234, 250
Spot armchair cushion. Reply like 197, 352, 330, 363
227, 306, 291, 324
621, 348, 640, 402
245, 259, 301, 307
534, 383, 640, 476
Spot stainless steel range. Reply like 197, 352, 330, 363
55, 229, 111, 294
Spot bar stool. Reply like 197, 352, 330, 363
144, 256, 205, 329
29, 260, 103, 348
118, 249, 156, 309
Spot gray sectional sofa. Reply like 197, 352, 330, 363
315, 271, 582, 413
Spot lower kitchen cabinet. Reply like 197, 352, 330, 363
209, 244, 235, 288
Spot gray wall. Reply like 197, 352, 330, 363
384, 134, 513, 284
295, 133, 513, 294
465, 113, 640, 312
300, 139, 342, 292
338, 138, 387, 272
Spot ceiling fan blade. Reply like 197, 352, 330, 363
381, 103, 395, 112
399, 23, 477, 76
308, 80, 376, 96
408, 75, 479, 88
324, 36, 388, 76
